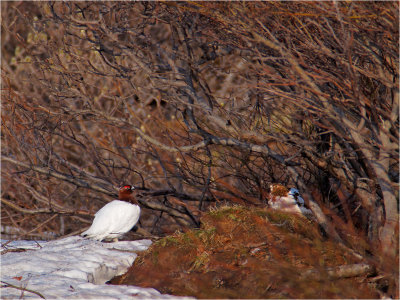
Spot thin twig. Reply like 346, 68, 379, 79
1, 215, 58, 248
1, 156, 114, 196
1, 198, 90, 217
1, 281, 46, 299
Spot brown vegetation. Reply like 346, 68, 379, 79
1, 1, 398, 297
111, 206, 378, 298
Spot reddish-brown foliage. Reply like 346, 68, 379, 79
111, 206, 378, 298
1, 1, 398, 296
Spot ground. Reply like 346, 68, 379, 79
1, 236, 189, 299
111, 205, 379, 299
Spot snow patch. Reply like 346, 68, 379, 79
1, 236, 191, 299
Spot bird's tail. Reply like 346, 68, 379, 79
80, 228, 91, 237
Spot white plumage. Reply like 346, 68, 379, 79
81, 200, 140, 241
81, 185, 140, 242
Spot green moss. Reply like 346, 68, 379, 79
264, 209, 320, 240
228, 213, 240, 221
155, 235, 181, 248
151, 249, 159, 265
189, 251, 210, 271
194, 226, 216, 246
134, 255, 144, 266
254, 210, 268, 217
208, 205, 248, 219
265, 209, 295, 223
181, 233, 196, 247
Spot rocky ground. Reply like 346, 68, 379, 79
111, 205, 381, 299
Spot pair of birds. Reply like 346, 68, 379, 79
82, 183, 312, 242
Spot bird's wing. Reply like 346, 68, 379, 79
106, 202, 140, 234
83, 200, 139, 238
296, 195, 305, 206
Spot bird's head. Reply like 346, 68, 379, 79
269, 183, 289, 197
118, 185, 136, 202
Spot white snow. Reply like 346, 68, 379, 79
1, 236, 193, 299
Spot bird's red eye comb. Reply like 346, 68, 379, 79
122, 185, 134, 190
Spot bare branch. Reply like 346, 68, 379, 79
1, 281, 45, 299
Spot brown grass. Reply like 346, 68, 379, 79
111, 205, 378, 298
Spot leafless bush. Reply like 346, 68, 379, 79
1, 1, 398, 294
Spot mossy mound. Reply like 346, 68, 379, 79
110, 205, 377, 298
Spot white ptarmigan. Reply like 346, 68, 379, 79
268, 183, 312, 217
81, 185, 140, 242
